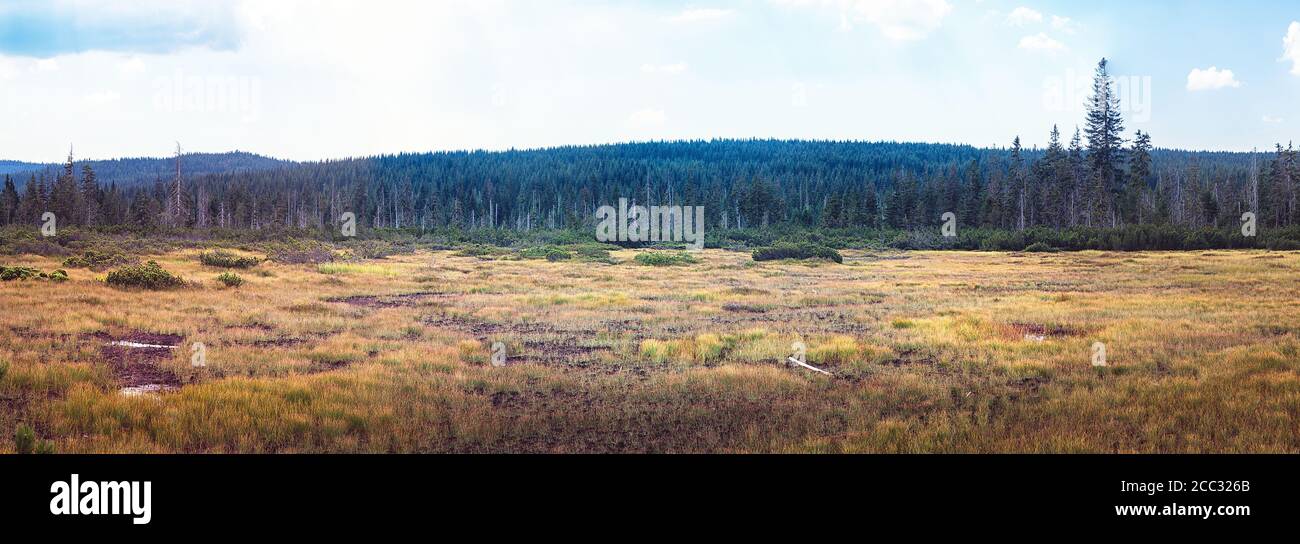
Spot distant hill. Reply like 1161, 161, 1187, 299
2, 151, 292, 188
0, 161, 45, 176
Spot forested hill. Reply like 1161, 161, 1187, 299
0, 138, 1296, 238
6, 151, 291, 189
0, 161, 45, 176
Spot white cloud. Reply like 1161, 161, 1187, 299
641, 62, 688, 75
1262, 115, 1284, 124
1006, 7, 1042, 26
36, 58, 60, 72
627, 108, 666, 127
1050, 15, 1076, 33
0, 57, 16, 80
667, 8, 734, 23
775, 0, 952, 41
1186, 66, 1242, 91
118, 57, 146, 75
1283, 21, 1300, 75
83, 90, 121, 105
1018, 33, 1065, 52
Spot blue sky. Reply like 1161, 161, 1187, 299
0, 0, 1296, 162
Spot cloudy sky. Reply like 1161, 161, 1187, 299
0, 0, 1297, 162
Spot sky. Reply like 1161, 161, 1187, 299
0, 0, 1297, 162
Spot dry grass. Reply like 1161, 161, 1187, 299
1, 247, 1298, 452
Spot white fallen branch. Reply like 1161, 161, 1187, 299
107, 341, 176, 349
788, 356, 832, 375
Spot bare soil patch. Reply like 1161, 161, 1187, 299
89, 331, 184, 392
1005, 322, 1092, 340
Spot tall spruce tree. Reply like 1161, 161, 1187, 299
1084, 58, 1126, 227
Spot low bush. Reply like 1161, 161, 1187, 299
634, 251, 698, 266
216, 272, 245, 288
571, 243, 618, 263
63, 250, 137, 271
0, 266, 38, 281
13, 424, 53, 454
0, 266, 68, 282
106, 261, 186, 290
456, 245, 513, 258
752, 243, 843, 263
885, 231, 949, 250
345, 239, 414, 260
199, 250, 261, 268
1023, 242, 1059, 253
268, 240, 335, 264
518, 246, 572, 261
9, 239, 70, 257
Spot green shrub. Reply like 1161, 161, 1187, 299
456, 244, 513, 258
1023, 242, 1059, 253
571, 244, 618, 263
63, 250, 136, 271
0, 266, 39, 281
106, 261, 186, 290
10, 240, 69, 257
518, 246, 572, 261
200, 250, 261, 268
885, 231, 947, 250
978, 231, 1026, 251
267, 240, 335, 264
752, 243, 843, 263
634, 251, 699, 266
347, 239, 411, 260
216, 272, 245, 288
14, 424, 34, 454
0, 266, 70, 282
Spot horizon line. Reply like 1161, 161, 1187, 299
2, 137, 1292, 166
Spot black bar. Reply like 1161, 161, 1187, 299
1, 455, 1290, 533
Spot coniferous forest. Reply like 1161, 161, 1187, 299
2, 60, 1298, 251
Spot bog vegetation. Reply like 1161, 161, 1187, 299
199, 250, 261, 269
1, 242, 1298, 453
752, 243, 843, 263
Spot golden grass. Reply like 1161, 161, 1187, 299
1, 247, 1298, 452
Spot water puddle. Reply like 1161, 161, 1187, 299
90, 331, 185, 396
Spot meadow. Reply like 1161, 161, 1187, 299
1, 245, 1298, 453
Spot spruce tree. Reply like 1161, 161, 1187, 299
18, 175, 43, 224
81, 164, 101, 226
0, 175, 17, 225
1010, 136, 1026, 231
1124, 131, 1153, 224
1084, 58, 1126, 226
